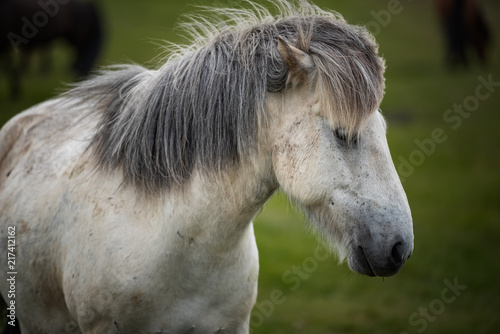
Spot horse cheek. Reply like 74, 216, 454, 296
272, 138, 321, 205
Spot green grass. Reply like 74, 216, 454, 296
1, 0, 499, 333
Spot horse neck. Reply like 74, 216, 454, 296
161, 137, 278, 253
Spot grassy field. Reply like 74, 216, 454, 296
1, 0, 499, 333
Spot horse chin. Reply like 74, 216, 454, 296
348, 246, 377, 277
347, 246, 405, 278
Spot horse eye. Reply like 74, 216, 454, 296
334, 128, 348, 142
334, 128, 358, 146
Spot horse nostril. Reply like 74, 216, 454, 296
391, 241, 404, 264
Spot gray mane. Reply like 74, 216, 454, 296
64, 0, 385, 194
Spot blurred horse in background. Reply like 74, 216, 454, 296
434, 0, 492, 69
0, 0, 103, 99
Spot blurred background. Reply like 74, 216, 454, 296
1, 0, 499, 333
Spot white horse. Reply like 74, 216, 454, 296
0, 1, 413, 333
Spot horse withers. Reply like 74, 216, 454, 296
0, 1, 413, 333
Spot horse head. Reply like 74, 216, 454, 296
270, 26, 413, 277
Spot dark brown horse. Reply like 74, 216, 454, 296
434, 0, 491, 68
0, 0, 103, 98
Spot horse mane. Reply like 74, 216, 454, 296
64, 0, 385, 194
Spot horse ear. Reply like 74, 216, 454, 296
277, 35, 315, 83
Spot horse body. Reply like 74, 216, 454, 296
0, 1, 413, 333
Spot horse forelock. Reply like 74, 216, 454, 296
64, 0, 385, 194
309, 19, 385, 138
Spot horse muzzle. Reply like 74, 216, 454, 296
348, 236, 413, 277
